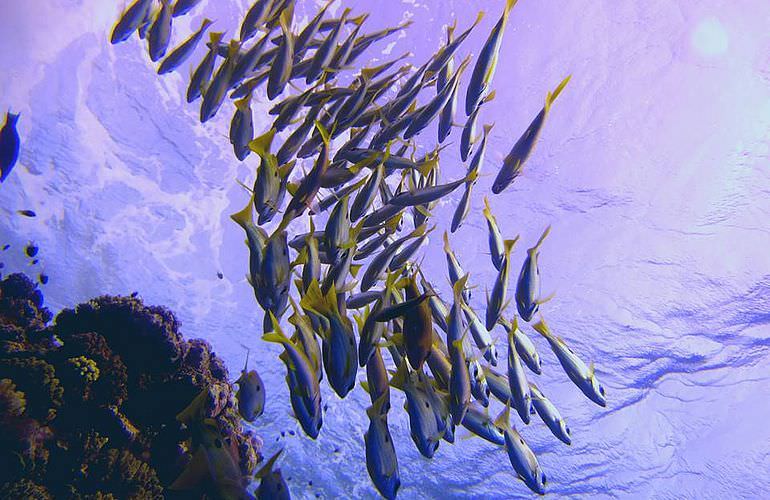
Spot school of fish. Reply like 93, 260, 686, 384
111, 0, 603, 497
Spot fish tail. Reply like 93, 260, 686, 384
263, 312, 290, 344
453, 273, 469, 301
230, 195, 255, 229
483, 123, 495, 136
350, 13, 369, 26
546, 75, 571, 114
482, 196, 494, 220
503, 237, 519, 257
504, 0, 519, 19
389, 359, 409, 390
200, 18, 214, 30
494, 401, 512, 429
531, 316, 552, 339
248, 129, 276, 157
255, 448, 284, 479
442, 231, 452, 254
532, 225, 552, 253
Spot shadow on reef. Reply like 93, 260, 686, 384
0, 272, 262, 498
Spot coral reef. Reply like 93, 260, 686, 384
0, 273, 261, 498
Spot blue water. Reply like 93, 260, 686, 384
1, 0, 769, 497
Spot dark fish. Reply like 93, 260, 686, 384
25, 243, 38, 258
276, 100, 327, 165
426, 12, 484, 76
364, 346, 391, 406
515, 226, 551, 321
17, 210, 35, 218
401, 272, 433, 370
364, 393, 400, 500
309, 177, 367, 215
172, 0, 203, 17
217, 272, 223, 279
388, 169, 477, 207
200, 41, 241, 122
305, 8, 350, 84
240, 0, 274, 42
486, 237, 519, 330
507, 325, 532, 424
327, 15, 368, 73
465, 0, 517, 115
346, 290, 381, 310
0, 111, 21, 183
360, 224, 428, 291
267, 10, 294, 100
39, 273, 49, 285
110, 0, 154, 44
499, 404, 547, 495
147, 0, 173, 62
294, 0, 334, 57
186, 32, 223, 103
230, 93, 254, 161
236, 349, 265, 421
347, 20, 413, 63
460, 90, 495, 161
437, 23, 457, 144
158, 18, 213, 74
492, 76, 570, 194
282, 123, 332, 223
229, 33, 271, 89
447, 275, 471, 425
256, 449, 291, 499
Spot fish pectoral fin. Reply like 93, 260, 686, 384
534, 291, 556, 305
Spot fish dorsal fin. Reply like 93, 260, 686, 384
255, 449, 284, 479
494, 401, 511, 430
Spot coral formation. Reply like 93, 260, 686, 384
0, 272, 261, 497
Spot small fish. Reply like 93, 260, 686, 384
298, 220, 321, 293
442, 232, 470, 303
256, 229, 292, 328
401, 272, 434, 370
300, 281, 357, 398
230, 194, 269, 298
483, 365, 512, 404
256, 449, 291, 500
461, 404, 504, 445
170, 419, 249, 498
25, 243, 38, 258
497, 404, 547, 495
364, 346, 391, 407
507, 325, 532, 424
39, 273, 49, 285
364, 393, 400, 500
305, 8, 350, 84
200, 40, 241, 122
217, 272, 223, 279
486, 237, 519, 330
294, 0, 334, 57
499, 316, 541, 374
465, 347, 490, 407
449, 181, 472, 233
230, 93, 254, 161
147, 0, 173, 62
426, 12, 484, 77
447, 275, 471, 425
0, 111, 21, 183
172, 0, 203, 17
388, 169, 477, 207
482, 195, 504, 271
282, 122, 332, 222
288, 297, 322, 381
357, 272, 398, 366
403, 56, 470, 140
460, 302, 497, 366
529, 383, 571, 445
267, 10, 294, 100
350, 163, 384, 222
17, 210, 36, 218
389, 360, 444, 458
137, 6, 153, 40
465, 0, 518, 115
460, 90, 495, 161
2, 244, 9, 251
388, 229, 428, 271
324, 195, 351, 264
158, 18, 213, 74
240, 0, 274, 42
348, 20, 413, 64
419, 274, 449, 334
327, 16, 368, 73
110, 0, 154, 44
360, 224, 428, 292
276, 101, 327, 166
492, 75, 570, 193
310, 177, 367, 215
346, 290, 381, 309
236, 349, 266, 422
230, 33, 271, 88
186, 31, 223, 103
532, 317, 607, 407
250, 130, 295, 224
264, 312, 323, 438
515, 226, 552, 321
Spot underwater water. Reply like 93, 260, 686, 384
1, 0, 770, 497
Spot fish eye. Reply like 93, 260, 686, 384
256, 386, 261, 391
385, 435, 390, 443
519, 438, 525, 446
541, 472, 547, 485
565, 426, 571, 435
214, 439, 223, 448
599, 386, 605, 396
425, 401, 430, 408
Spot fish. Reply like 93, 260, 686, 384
486, 237, 519, 330
186, 31, 223, 103
294, 0, 334, 57
240, 0, 274, 42
426, 12, 484, 77
347, 20, 414, 64
447, 275, 471, 425
111, 0, 154, 44
350, 162, 384, 222
137, 6, 154, 40
529, 382, 571, 445
276, 100, 328, 166
449, 180, 472, 233
17, 210, 36, 218
230, 93, 254, 161
287, 297, 323, 381
388, 169, 477, 207
310, 177, 367, 215
305, 8, 350, 84
507, 325, 532, 424
442, 232, 471, 303
389, 360, 444, 458
364, 346, 391, 407
465, 0, 518, 115
491, 75, 570, 193
267, 10, 294, 100
328, 16, 369, 73
401, 272, 434, 370
169, 418, 249, 498
497, 404, 547, 495
388, 229, 429, 271
346, 290, 381, 309
230, 33, 272, 88
0, 111, 21, 183
357, 272, 399, 366
300, 281, 358, 398
236, 349, 266, 422
272, 80, 324, 132
437, 24, 456, 144
461, 404, 505, 445
158, 18, 213, 74
483, 365, 512, 404
360, 224, 428, 292
230, 195, 269, 302
364, 392, 400, 500
200, 40, 241, 122
255, 449, 291, 500
532, 317, 607, 407
25, 243, 38, 258
419, 275, 449, 335
147, 0, 173, 62
298, 220, 321, 293
460, 302, 497, 366
324, 194, 351, 264
460, 90, 495, 161
403, 56, 471, 140
499, 315, 541, 374
264, 312, 323, 438
250, 129, 295, 224
515, 225, 552, 321
282, 122, 332, 223
482, 195, 504, 271
255, 229, 292, 329
172, 0, 203, 17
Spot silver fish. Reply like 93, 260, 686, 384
499, 316, 542, 374
240, 0, 274, 42
111, 0, 154, 44
351, 162, 384, 222
492, 75, 570, 194
158, 18, 212, 74
482, 195, 504, 271
515, 225, 552, 321
147, 0, 173, 62
186, 31, 223, 103
172, 0, 203, 17
390, 360, 445, 458
360, 224, 428, 291
483, 365, 512, 404
200, 41, 241, 123
530, 382, 571, 445
388, 169, 477, 207
499, 404, 547, 495
486, 237, 519, 330
507, 325, 532, 424
460, 90, 495, 161
267, 10, 294, 100
256, 449, 291, 499
230, 93, 254, 161
364, 393, 400, 500
461, 404, 504, 445
447, 275, 471, 425
532, 317, 607, 407
305, 8, 350, 84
